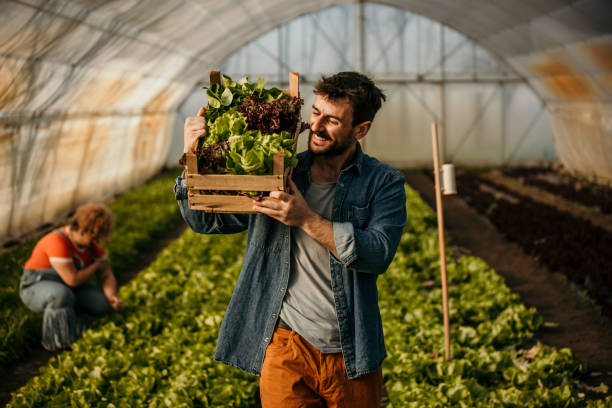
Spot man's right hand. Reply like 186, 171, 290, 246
184, 107, 207, 154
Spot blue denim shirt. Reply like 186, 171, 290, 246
173, 143, 406, 379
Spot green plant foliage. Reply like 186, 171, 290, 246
0, 168, 184, 369
9, 230, 256, 407
379, 187, 607, 407
204, 109, 297, 175
226, 129, 297, 175
7, 185, 611, 407
203, 75, 284, 124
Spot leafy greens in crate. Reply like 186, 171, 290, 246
196, 75, 303, 176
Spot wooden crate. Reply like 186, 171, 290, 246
184, 71, 301, 213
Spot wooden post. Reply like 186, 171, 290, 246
432, 122, 451, 361
289, 72, 299, 98
210, 71, 221, 85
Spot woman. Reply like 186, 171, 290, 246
19, 203, 123, 351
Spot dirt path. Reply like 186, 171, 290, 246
404, 173, 612, 397
0, 222, 187, 407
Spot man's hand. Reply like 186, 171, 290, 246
184, 107, 206, 154
253, 177, 339, 256
108, 295, 123, 311
252, 177, 314, 227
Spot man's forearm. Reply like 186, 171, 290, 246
301, 213, 338, 258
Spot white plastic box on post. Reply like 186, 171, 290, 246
441, 163, 457, 195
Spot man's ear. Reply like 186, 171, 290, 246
354, 121, 372, 141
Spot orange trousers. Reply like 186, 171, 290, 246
259, 327, 383, 408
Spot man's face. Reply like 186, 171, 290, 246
308, 95, 357, 157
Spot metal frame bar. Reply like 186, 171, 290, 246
309, 13, 355, 71
448, 86, 500, 160
367, 11, 412, 72
503, 104, 546, 164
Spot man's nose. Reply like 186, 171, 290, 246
310, 116, 323, 132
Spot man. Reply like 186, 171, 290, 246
175, 72, 406, 407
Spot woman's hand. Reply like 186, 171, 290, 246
95, 259, 109, 272
108, 295, 123, 311
184, 107, 207, 154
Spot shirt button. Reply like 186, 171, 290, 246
272, 313, 277, 318
280, 287, 286, 292
265, 337, 270, 342
285, 261, 289, 265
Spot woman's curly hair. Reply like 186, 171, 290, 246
69, 203, 114, 241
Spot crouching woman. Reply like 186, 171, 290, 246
19, 203, 123, 351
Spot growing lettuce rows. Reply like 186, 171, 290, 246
0, 168, 183, 369
9, 230, 256, 407
380, 188, 611, 407
8, 186, 612, 407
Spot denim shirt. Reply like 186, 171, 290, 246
173, 143, 406, 379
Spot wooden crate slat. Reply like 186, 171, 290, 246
289, 72, 299, 98
185, 153, 198, 174
210, 71, 221, 85
189, 195, 280, 213
187, 174, 283, 191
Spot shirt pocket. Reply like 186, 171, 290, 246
348, 204, 371, 230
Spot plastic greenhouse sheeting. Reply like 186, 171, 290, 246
1, 0, 612, 245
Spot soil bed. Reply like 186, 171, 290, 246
454, 170, 612, 319
502, 166, 612, 214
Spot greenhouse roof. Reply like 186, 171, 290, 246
0, 0, 611, 243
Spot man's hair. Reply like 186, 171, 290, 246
313, 72, 386, 126
70, 203, 114, 240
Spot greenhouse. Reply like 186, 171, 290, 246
1, 0, 611, 406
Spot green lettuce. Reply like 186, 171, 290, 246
203, 110, 247, 148
226, 130, 297, 175
204, 75, 285, 124
201, 110, 297, 176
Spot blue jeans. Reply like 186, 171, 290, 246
19, 268, 112, 350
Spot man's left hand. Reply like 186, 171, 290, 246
252, 177, 314, 227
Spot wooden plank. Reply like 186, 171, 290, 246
289, 72, 299, 98
210, 71, 221, 85
186, 174, 283, 191
188, 195, 280, 213
273, 152, 284, 176
185, 153, 198, 174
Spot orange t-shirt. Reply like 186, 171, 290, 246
24, 226, 106, 270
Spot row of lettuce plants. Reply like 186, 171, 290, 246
8, 185, 611, 407
379, 187, 611, 407
0, 168, 183, 369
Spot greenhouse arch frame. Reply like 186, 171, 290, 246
1, 0, 611, 244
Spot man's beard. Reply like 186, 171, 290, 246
308, 129, 355, 157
